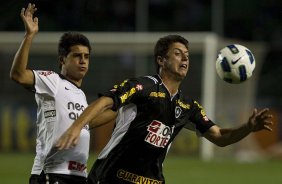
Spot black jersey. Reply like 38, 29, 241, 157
87, 75, 215, 184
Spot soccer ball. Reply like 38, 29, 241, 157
215, 44, 256, 84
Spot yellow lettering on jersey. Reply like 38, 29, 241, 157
194, 101, 206, 116
117, 169, 163, 184
120, 79, 128, 87
176, 99, 190, 109
120, 87, 136, 103
149, 92, 165, 98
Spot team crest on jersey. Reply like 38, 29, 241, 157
175, 106, 182, 118
145, 120, 174, 148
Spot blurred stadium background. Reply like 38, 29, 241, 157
0, 0, 281, 183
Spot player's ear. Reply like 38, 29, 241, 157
59, 56, 65, 65
157, 56, 165, 66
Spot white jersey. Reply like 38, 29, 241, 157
31, 70, 90, 178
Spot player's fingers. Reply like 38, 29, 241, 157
251, 108, 257, 117
55, 137, 65, 150
56, 135, 73, 150
65, 137, 75, 150
264, 120, 273, 126
261, 114, 273, 120
257, 108, 269, 117
20, 8, 25, 18
73, 138, 79, 147
34, 17, 39, 24
264, 124, 273, 131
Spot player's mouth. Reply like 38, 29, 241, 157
180, 64, 188, 69
79, 66, 87, 71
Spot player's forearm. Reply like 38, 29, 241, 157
75, 96, 114, 130
10, 34, 35, 83
89, 109, 117, 129
217, 123, 252, 146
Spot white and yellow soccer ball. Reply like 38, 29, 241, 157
216, 44, 256, 84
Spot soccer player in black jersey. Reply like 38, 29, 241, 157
57, 35, 273, 184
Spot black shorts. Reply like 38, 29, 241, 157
29, 171, 86, 184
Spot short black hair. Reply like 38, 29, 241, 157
58, 32, 91, 70
154, 35, 189, 74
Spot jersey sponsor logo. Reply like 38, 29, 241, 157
38, 71, 54, 76
176, 99, 190, 109
193, 101, 206, 116
120, 87, 136, 103
68, 161, 86, 172
193, 101, 209, 121
117, 169, 163, 184
119, 79, 128, 87
145, 120, 174, 148
67, 102, 85, 120
149, 92, 165, 98
44, 110, 56, 118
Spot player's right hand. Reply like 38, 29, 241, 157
56, 125, 81, 150
21, 3, 39, 36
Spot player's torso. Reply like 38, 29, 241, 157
94, 77, 192, 182
32, 71, 90, 177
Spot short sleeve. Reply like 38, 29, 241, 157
99, 78, 145, 111
185, 100, 215, 135
33, 70, 59, 97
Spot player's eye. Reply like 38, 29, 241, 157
175, 52, 181, 56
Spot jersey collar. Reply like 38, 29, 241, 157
58, 73, 81, 89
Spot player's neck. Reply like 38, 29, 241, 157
60, 73, 82, 88
158, 74, 180, 96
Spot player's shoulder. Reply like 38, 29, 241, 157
133, 75, 160, 85
178, 92, 195, 105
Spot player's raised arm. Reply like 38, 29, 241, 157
10, 3, 39, 87
56, 96, 114, 150
204, 108, 273, 147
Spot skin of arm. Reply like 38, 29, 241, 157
10, 3, 38, 87
204, 108, 273, 147
89, 109, 117, 129
56, 96, 114, 150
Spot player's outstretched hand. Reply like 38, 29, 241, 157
21, 3, 38, 35
56, 126, 81, 150
248, 108, 273, 132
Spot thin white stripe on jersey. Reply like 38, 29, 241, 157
98, 103, 137, 159
31, 70, 90, 177
144, 76, 158, 84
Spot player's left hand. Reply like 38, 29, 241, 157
56, 125, 81, 150
248, 108, 273, 132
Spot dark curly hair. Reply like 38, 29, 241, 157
58, 32, 91, 70
154, 35, 189, 74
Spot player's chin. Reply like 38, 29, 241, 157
77, 71, 87, 78
178, 70, 188, 79
175, 73, 187, 81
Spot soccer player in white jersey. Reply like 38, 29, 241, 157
10, 3, 116, 184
